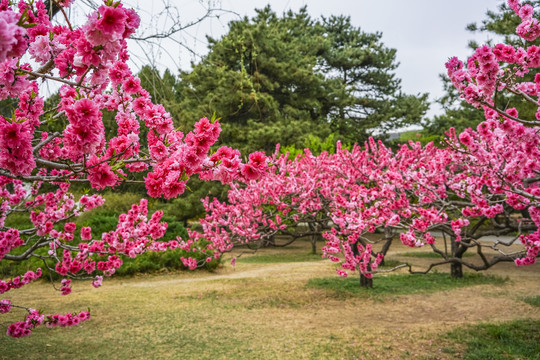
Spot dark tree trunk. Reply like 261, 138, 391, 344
359, 264, 373, 288
450, 236, 464, 278
310, 234, 318, 255
360, 273, 373, 288
264, 235, 275, 247
308, 222, 321, 255
450, 261, 463, 278
379, 227, 393, 266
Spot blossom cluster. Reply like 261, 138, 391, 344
0, 269, 42, 294
0, 7, 27, 63
447, 1, 540, 118
446, 0, 540, 266
0, 0, 263, 194
6, 308, 90, 337
322, 229, 383, 278
509, 0, 540, 41
0, 228, 22, 261
197, 112, 538, 277
0, 0, 268, 337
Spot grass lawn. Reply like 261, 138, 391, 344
523, 295, 540, 307
236, 251, 323, 263
307, 272, 507, 299
396, 251, 475, 258
443, 319, 540, 359
1, 239, 538, 359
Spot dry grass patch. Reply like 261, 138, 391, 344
0, 239, 539, 359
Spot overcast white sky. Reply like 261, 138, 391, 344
75, 0, 505, 117
217, 0, 501, 108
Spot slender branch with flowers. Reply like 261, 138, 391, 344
0, 0, 265, 337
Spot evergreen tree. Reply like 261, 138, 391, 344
176, 6, 428, 153
320, 15, 428, 142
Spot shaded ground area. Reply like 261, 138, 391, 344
1, 239, 538, 359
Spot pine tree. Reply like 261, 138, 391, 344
176, 6, 428, 153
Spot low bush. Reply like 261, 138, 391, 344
0, 192, 218, 279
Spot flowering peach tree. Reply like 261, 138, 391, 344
443, 0, 540, 267
333, 0, 539, 282
197, 0, 540, 287
0, 0, 265, 337
197, 147, 340, 258
198, 136, 536, 287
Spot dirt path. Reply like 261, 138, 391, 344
127, 260, 333, 287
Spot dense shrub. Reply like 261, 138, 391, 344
0, 193, 219, 280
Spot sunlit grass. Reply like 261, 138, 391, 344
307, 272, 507, 299
443, 319, 540, 359
396, 251, 474, 258
236, 252, 323, 263
523, 295, 540, 307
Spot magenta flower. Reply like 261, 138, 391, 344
0, 10, 27, 62
80, 227, 92, 241
28, 35, 51, 64
96, 6, 127, 39
0, 299, 11, 313
0, 120, 36, 176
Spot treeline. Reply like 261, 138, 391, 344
115, 6, 430, 224
3, 2, 535, 258
104, 2, 540, 224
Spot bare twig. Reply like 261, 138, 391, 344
33, 132, 61, 155
20, 69, 91, 89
